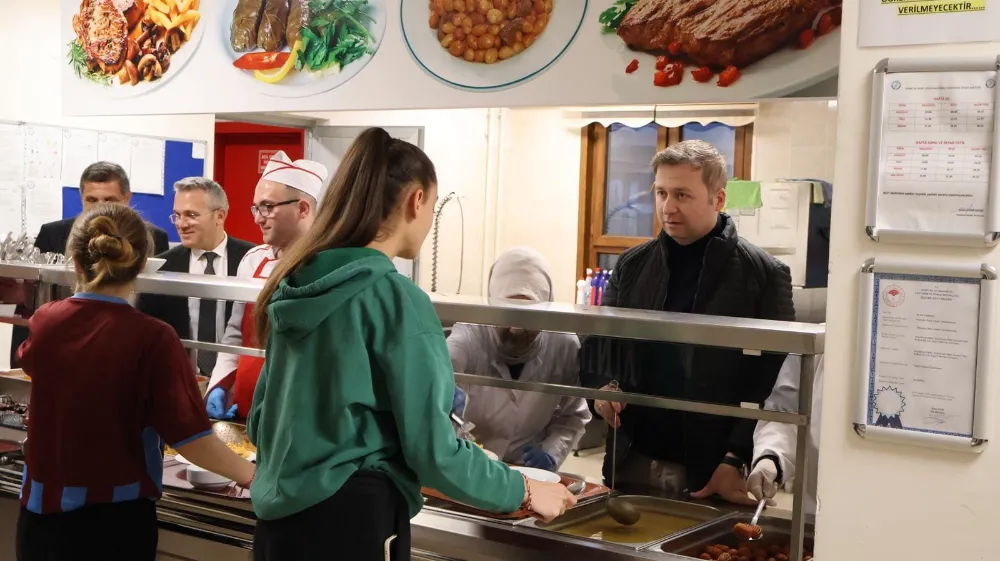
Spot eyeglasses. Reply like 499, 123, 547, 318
251, 199, 300, 218
169, 208, 221, 224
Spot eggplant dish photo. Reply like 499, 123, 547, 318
227, 0, 378, 87
429, 0, 554, 65
68, 0, 202, 88
599, 0, 842, 89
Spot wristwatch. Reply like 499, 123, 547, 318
721, 455, 748, 478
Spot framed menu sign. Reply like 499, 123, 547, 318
865, 57, 1000, 247
854, 259, 997, 452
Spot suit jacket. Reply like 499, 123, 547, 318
34, 216, 170, 256
8, 217, 171, 368
135, 236, 255, 341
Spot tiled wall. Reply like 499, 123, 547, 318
753, 100, 839, 182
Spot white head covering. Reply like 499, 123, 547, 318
260, 151, 329, 200
487, 248, 553, 364
488, 247, 554, 302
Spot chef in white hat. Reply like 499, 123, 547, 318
206, 151, 329, 420
448, 248, 592, 470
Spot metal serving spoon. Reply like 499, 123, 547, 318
606, 383, 640, 526
734, 499, 767, 541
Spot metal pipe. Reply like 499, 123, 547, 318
454, 373, 807, 425
788, 354, 816, 561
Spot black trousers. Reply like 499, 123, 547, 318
254, 471, 410, 561
17, 499, 158, 561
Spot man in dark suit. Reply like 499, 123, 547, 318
33, 161, 170, 255
136, 177, 253, 377
10, 162, 170, 368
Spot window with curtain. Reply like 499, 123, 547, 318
576, 121, 753, 278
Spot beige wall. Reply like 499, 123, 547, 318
815, 1, 1000, 558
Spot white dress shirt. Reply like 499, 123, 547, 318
189, 235, 228, 343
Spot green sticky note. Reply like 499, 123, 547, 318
724, 180, 763, 211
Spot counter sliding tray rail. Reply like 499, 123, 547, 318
0, 263, 823, 561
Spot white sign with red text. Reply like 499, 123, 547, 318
876, 71, 996, 234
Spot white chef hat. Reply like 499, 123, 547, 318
261, 151, 329, 200
488, 248, 553, 302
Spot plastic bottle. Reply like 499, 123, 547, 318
576, 280, 587, 305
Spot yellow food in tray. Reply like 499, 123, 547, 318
226, 441, 257, 459
164, 444, 177, 456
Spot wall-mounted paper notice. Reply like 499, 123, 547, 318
24, 126, 62, 181
24, 180, 62, 237
129, 137, 165, 195
0, 182, 22, 234
192, 142, 206, 160
97, 133, 133, 178
61, 129, 99, 187
0, 124, 24, 184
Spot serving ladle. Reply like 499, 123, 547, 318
606, 388, 640, 526
733, 498, 767, 541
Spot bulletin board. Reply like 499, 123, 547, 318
864, 57, 1000, 247
0, 120, 207, 243
854, 258, 997, 452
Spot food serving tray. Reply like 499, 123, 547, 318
659, 512, 815, 558
162, 458, 250, 501
421, 474, 608, 521
532, 495, 723, 550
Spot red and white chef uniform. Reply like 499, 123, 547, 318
207, 152, 328, 418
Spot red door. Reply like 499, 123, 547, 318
214, 122, 306, 244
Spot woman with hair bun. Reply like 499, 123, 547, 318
15, 204, 256, 561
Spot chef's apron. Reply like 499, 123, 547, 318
231, 255, 276, 417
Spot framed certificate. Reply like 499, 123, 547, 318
854, 259, 997, 452
865, 57, 1000, 247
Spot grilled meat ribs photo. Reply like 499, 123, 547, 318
618, 0, 839, 69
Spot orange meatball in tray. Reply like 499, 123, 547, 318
401, 0, 587, 91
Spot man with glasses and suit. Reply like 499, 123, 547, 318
205, 151, 329, 420
136, 178, 254, 378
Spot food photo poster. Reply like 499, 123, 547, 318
63, 0, 843, 116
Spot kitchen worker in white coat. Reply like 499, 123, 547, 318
448, 248, 592, 470
206, 151, 329, 420
747, 353, 824, 513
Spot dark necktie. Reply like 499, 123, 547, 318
197, 252, 218, 374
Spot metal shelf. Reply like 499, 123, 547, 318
11, 264, 824, 355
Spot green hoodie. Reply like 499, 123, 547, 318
246, 247, 525, 520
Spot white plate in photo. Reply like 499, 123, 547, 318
64, 0, 206, 99
219, 0, 387, 98
599, 21, 840, 100
510, 465, 560, 483
401, 1, 588, 91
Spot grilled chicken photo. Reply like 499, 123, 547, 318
73, 0, 130, 74
69, 0, 201, 87
617, 0, 840, 69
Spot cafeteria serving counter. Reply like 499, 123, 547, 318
0, 263, 824, 561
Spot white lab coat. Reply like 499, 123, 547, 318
753, 354, 824, 514
448, 323, 592, 467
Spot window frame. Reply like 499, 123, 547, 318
576, 122, 754, 278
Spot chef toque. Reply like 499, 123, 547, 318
261, 151, 329, 200
488, 248, 553, 303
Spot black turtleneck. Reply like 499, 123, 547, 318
630, 215, 725, 466
663, 215, 725, 313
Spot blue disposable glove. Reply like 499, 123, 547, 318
521, 445, 556, 471
452, 387, 468, 417
207, 387, 237, 420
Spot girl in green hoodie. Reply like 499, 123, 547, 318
247, 128, 576, 561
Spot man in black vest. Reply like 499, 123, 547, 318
136, 177, 253, 377
9, 162, 170, 368
580, 140, 795, 506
